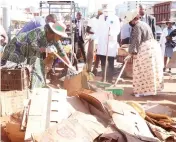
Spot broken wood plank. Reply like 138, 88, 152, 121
21, 99, 31, 131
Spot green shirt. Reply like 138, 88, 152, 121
2, 27, 66, 64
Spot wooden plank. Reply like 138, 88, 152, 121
25, 89, 50, 141
51, 89, 67, 100
25, 88, 68, 141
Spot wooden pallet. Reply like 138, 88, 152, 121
25, 88, 68, 141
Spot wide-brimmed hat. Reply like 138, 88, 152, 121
166, 19, 175, 25
124, 10, 139, 24
48, 21, 68, 38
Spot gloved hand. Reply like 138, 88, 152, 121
46, 46, 57, 53
124, 54, 132, 62
67, 65, 78, 76
68, 64, 77, 72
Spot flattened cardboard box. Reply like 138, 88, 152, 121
0, 90, 29, 116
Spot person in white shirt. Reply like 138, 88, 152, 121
86, 9, 103, 73
120, 23, 132, 45
96, 5, 120, 83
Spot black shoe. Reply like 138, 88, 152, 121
163, 68, 166, 72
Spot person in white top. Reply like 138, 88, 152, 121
86, 9, 103, 73
120, 22, 132, 45
96, 5, 120, 83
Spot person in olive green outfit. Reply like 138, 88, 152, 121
1, 21, 73, 89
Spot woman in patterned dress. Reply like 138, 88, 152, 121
1, 22, 73, 89
124, 10, 164, 97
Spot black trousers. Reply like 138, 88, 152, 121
74, 36, 86, 63
99, 55, 114, 83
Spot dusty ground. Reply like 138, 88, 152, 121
51, 62, 176, 110
48, 61, 176, 116
95, 68, 176, 111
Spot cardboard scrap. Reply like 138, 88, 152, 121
0, 90, 29, 116
142, 103, 175, 117
32, 112, 106, 142
25, 88, 69, 141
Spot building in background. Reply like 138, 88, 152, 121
153, 1, 176, 25
116, 1, 158, 18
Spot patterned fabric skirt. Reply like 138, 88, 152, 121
133, 39, 164, 96
30, 57, 46, 89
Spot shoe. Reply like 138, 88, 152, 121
163, 68, 166, 72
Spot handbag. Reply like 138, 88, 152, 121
165, 40, 176, 48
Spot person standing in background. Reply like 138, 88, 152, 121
139, 4, 156, 38
124, 10, 163, 97
86, 9, 103, 73
160, 20, 176, 73
96, 5, 120, 83
74, 12, 86, 63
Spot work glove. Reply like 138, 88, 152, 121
66, 65, 78, 77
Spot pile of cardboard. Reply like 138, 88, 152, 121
1, 88, 176, 142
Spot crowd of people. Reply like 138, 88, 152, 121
0, 3, 176, 97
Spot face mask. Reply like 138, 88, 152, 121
129, 22, 135, 27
